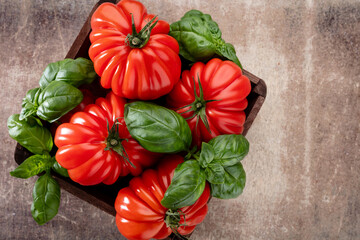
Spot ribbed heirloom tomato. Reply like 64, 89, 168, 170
167, 58, 251, 146
115, 155, 210, 240
89, 0, 181, 100
54, 92, 161, 186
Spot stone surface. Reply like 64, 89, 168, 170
1, 0, 359, 239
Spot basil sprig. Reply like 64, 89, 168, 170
170, 10, 242, 68
31, 171, 60, 225
124, 101, 192, 153
8, 113, 61, 225
20, 58, 96, 121
8, 57, 93, 225
161, 134, 249, 209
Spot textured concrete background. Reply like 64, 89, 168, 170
1, 0, 359, 239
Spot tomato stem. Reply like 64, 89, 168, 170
164, 209, 189, 240
126, 14, 158, 48
105, 119, 135, 168
110, 139, 118, 146
177, 76, 219, 134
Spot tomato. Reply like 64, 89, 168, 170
89, 0, 181, 100
166, 58, 251, 146
54, 91, 161, 186
115, 155, 210, 240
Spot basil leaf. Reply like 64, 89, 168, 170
20, 88, 41, 120
10, 154, 55, 179
208, 134, 249, 167
211, 162, 246, 199
170, 9, 242, 68
37, 81, 83, 123
31, 172, 60, 225
216, 42, 241, 68
205, 161, 225, 184
39, 58, 97, 89
198, 142, 215, 168
52, 161, 69, 178
161, 160, 206, 209
8, 114, 53, 155
124, 101, 192, 153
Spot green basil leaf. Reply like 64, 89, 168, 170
170, 9, 242, 68
161, 160, 206, 209
124, 101, 192, 153
205, 161, 225, 184
8, 114, 53, 154
52, 161, 69, 178
216, 42, 242, 68
31, 172, 60, 225
39, 58, 97, 89
211, 162, 246, 199
20, 88, 41, 120
10, 154, 55, 179
198, 142, 215, 168
208, 134, 249, 167
37, 81, 83, 123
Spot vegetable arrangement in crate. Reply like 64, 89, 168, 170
8, 0, 266, 239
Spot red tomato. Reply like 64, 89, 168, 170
166, 58, 251, 146
115, 155, 210, 240
89, 0, 181, 100
54, 92, 161, 186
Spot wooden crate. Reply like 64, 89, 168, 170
14, 0, 267, 239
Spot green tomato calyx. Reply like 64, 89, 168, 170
164, 209, 189, 240
126, 14, 158, 49
105, 118, 135, 168
177, 76, 218, 134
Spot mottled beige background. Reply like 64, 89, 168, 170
1, 0, 359, 239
